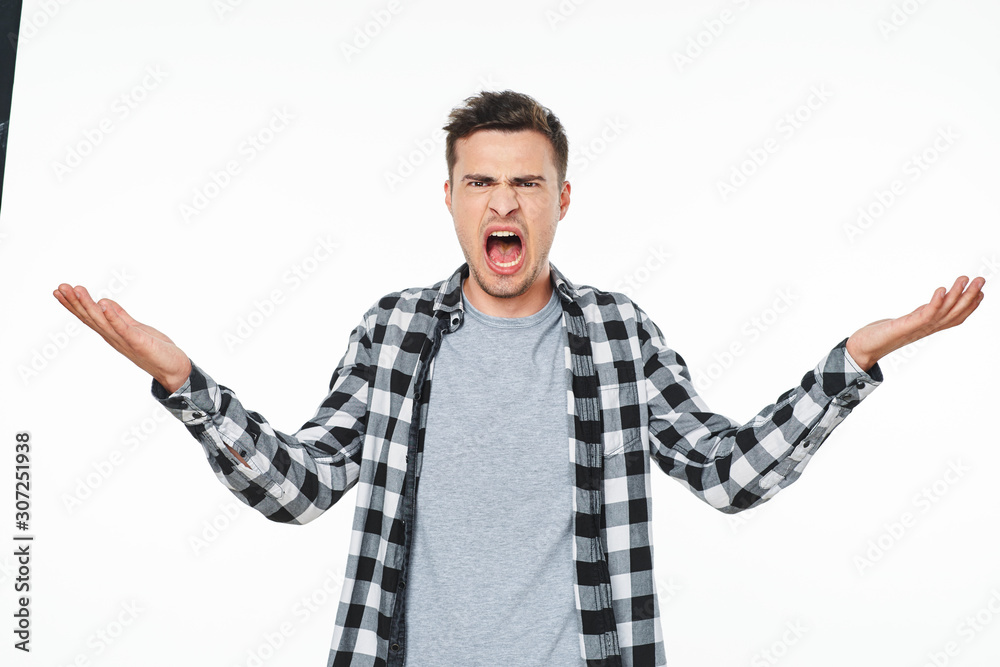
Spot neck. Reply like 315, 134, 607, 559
462, 266, 553, 318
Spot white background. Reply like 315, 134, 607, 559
2, 1, 998, 665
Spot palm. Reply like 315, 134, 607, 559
846, 276, 986, 371
53, 284, 191, 392
128, 320, 177, 354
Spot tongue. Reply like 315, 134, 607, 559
487, 236, 521, 264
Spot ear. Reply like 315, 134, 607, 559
444, 179, 452, 215
558, 180, 571, 220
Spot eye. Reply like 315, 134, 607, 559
469, 181, 487, 187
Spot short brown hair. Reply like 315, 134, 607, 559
443, 90, 569, 184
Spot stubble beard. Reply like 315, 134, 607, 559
467, 258, 542, 300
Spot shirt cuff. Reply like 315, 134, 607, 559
150, 359, 220, 426
815, 337, 884, 406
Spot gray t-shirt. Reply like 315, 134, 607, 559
403, 285, 583, 665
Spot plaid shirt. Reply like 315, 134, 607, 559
153, 262, 882, 666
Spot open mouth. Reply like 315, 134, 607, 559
484, 229, 524, 272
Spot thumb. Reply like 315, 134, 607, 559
103, 299, 140, 327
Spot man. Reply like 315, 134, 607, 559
54, 90, 985, 667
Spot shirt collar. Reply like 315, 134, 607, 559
433, 262, 580, 332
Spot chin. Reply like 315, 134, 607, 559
471, 264, 534, 299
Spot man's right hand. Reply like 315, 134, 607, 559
53, 284, 192, 394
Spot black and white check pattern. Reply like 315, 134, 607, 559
153, 263, 882, 666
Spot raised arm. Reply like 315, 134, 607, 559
52, 283, 372, 524
53, 284, 256, 464
641, 312, 880, 514
640, 274, 984, 514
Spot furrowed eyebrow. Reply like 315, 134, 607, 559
460, 174, 547, 184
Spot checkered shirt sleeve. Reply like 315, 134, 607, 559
151, 313, 374, 524
636, 304, 883, 513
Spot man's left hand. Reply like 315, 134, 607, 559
845, 275, 986, 372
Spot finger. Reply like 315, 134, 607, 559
54, 283, 98, 326
103, 299, 140, 327
104, 299, 171, 348
104, 300, 161, 345
937, 276, 970, 315
52, 288, 96, 334
53, 286, 78, 315
939, 277, 986, 329
54, 285, 127, 352
958, 291, 987, 322
924, 276, 985, 333
898, 286, 947, 335
915, 276, 974, 330
74, 285, 110, 319
940, 275, 980, 314
99, 298, 152, 360
101, 297, 133, 338
94, 298, 149, 359
73, 285, 126, 344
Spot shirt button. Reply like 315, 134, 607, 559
390, 643, 401, 651
193, 411, 205, 419
857, 381, 866, 389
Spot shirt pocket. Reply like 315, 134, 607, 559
601, 382, 643, 458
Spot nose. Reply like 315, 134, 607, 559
488, 182, 519, 218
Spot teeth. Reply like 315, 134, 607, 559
487, 231, 521, 269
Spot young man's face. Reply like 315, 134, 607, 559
444, 129, 571, 317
